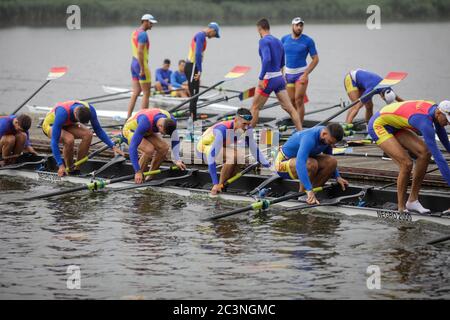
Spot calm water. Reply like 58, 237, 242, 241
1, 24, 450, 299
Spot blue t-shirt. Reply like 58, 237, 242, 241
155, 68, 172, 89
258, 34, 285, 80
281, 34, 317, 69
170, 71, 187, 89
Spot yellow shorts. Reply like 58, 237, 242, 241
344, 73, 359, 94
274, 149, 297, 179
42, 112, 56, 138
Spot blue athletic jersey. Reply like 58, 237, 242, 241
170, 70, 187, 89
281, 34, 317, 69
155, 68, 172, 89
0, 115, 31, 147
258, 34, 285, 80
281, 126, 340, 190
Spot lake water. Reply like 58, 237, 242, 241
0, 23, 449, 299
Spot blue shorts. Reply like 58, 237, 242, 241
285, 72, 308, 87
131, 58, 150, 83
257, 75, 286, 97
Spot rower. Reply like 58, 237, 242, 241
196, 108, 271, 195
281, 17, 319, 125
249, 18, 302, 131
368, 100, 450, 213
275, 123, 349, 204
186, 22, 220, 120
42, 100, 124, 177
122, 108, 186, 184
344, 69, 403, 123
127, 13, 158, 119
154, 58, 173, 94
0, 114, 36, 165
170, 60, 190, 98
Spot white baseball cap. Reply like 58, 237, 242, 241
382, 88, 397, 104
438, 100, 450, 122
292, 17, 305, 25
141, 14, 158, 23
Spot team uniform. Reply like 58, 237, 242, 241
123, 108, 181, 173
196, 120, 269, 185
275, 126, 341, 191
0, 115, 31, 148
344, 69, 389, 103
281, 33, 317, 87
368, 100, 450, 185
42, 100, 115, 167
171, 71, 187, 89
155, 68, 172, 92
130, 27, 150, 83
257, 35, 286, 97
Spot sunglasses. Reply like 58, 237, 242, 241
237, 114, 253, 121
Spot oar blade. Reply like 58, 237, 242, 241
224, 66, 251, 80
375, 71, 408, 89
238, 87, 256, 101
46, 66, 68, 80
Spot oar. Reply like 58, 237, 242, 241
248, 175, 282, 196
3, 166, 180, 203
110, 169, 197, 192
83, 155, 127, 178
426, 234, 450, 245
378, 166, 441, 190
82, 90, 132, 101
205, 185, 331, 221
314, 72, 408, 127
12, 66, 68, 115
87, 88, 184, 104
332, 147, 380, 158
172, 87, 255, 118
0, 155, 48, 170
65, 137, 122, 173
285, 189, 367, 211
168, 66, 251, 113
220, 162, 260, 191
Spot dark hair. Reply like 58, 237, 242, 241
236, 107, 252, 116
178, 59, 185, 65
326, 123, 344, 142
76, 106, 91, 124
163, 58, 171, 65
17, 114, 31, 131
164, 118, 177, 136
256, 18, 270, 30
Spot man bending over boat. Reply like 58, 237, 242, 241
123, 108, 186, 184
275, 124, 349, 205
196, 108, 271, 195
42, 100, 124, 176
344, 69, 403, 124
0, 114, 36, 166
249, 18, 302, 131
368, 100, 450, 213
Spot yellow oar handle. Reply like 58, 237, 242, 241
142, 166, 179, 177
66, 156, 89, 172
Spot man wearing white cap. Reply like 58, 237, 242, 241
281, 17, 319, 125
185, 22, 220, 121
126, 14, 158, 119
368, 100, 450, 214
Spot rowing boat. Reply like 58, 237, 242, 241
1, 154, 449, 226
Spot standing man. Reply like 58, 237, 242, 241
281, 17, 319, 125
127, 14, 158, 119
42, 100, 124, 176
275, 123, 348, 204
170, 60, 190, 98
368, 100, 450, 213
344, 69, 403, 124
154, 59, 173, 94
185, 22, 220, 121
0, 114, 36, 165
249, 18, 302, 131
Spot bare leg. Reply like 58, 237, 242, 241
294, 78, 308, 124
136, 138, 155, 173
396, 130, 431, 202
288, 157, 319, 191
249, 93, 269, 128
154, 82, 163, 93
378, 137, 413, 211
364, 100, 374, 123
48, 127, 76, 169
147, 134, 170, 171
127, 80, 142, 119
312, 155, 338, 187
65, 125, 94, 169
276, 89, 302, 131
345, 90, 363, 124
140, 81, 151, 110
286, 85, 295, 113
1, 135, 15, 159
